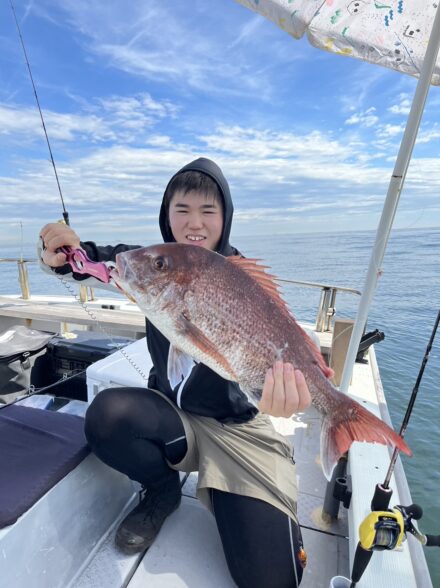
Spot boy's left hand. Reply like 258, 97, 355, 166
259, 361, 312, 418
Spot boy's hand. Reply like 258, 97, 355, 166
39, 223, 81, 267
259, 361, 312, 418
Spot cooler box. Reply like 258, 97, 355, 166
86, 337, 153, 403
42, 331, 135, 401
0, 325, 54, 403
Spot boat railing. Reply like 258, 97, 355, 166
0, 257, 95, 304
277, 277, 361, 332
1, 258, 361, 332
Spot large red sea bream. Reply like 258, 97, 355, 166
112, 243, 411, 479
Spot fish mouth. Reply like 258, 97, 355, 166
112, 254, 138, 303
109, 267, 136, 303
115, 252, 133, 283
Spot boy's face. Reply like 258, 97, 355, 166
168, 190, 224, 251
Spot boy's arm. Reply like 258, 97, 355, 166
38, 223, 141, 291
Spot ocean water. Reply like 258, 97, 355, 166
1, 227, 440, 583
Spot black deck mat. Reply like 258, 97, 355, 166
0, 404, 90, 528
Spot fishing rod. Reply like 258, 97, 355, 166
349, 309, 440, 587
373, 308, 440, 508
9, 0, 69, 226
7, 2, 150, 404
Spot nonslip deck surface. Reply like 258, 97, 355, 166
73, 408, 349, 588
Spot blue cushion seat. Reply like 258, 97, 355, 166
0, 405, 90, 528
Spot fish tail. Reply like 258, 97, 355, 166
320, 394, 411, 480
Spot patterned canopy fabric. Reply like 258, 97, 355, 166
235, 0, 440, 84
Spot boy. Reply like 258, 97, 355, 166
39, 158, 312, 587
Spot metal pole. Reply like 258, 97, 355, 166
17, 260, 30, 299
340, 5, 440, 393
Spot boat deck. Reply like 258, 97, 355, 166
0, 295, 146, 337
0, 294, 432, 587
71, 407, 349, 588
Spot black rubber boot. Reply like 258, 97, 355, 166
115, 471, 182, 555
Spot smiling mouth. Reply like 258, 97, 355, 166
186, 235, 206, 242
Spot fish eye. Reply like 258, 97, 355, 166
153, 256, 167, 271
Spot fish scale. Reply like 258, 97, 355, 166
189, 257, 302, 392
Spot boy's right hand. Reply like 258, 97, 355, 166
39, 223, 81, 267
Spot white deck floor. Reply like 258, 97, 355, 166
71, 406, 349, 588
0, 295, 431, 588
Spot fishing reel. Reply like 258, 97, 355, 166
358, 502, 440, 550
357, 508, 404, 552
351, 503, 440, 586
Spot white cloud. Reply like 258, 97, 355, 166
1, 134, 440, 247
0, 104, 114, 142
338, 68, 390, 114
3, 124, 439, 223
416, 126, 440, 144
388, 97, 411, 115
376, 123, 405, 138
0, 93, 178, 145
199, 126, 352, 162
2, 0, 440, 245
229, 15, 264, 49
30, 0, 277, 100
99, 94, 178, 121
345, 107, 379, 128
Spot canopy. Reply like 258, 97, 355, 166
235, 0, 440, 84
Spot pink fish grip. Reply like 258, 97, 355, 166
59, 246, 113, 283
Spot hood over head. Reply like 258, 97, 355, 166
159, 157, 235, 256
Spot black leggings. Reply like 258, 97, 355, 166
85, 387, 304, 588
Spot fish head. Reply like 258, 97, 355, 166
113, 243, 212, 316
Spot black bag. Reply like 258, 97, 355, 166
0, 325, 54, 404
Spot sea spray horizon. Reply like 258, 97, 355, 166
1, 226, 439, 583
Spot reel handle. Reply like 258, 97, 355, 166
400, 503, 423, 520
425, 534, 440, 547
397, 504, 440, 547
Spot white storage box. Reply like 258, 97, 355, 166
86, 337, 153, 403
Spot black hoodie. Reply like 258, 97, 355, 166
76, 158, 257, 423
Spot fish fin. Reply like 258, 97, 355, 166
167, 345, 196, 389
227, 257, 290, 314
227, 257, 332, 378
320, 395, 412, 481
177, 314, 238, 381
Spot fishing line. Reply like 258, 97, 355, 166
0, 277, 150, 409
381, 307, 440, 491
0, 369, 86, 410
298, 523, 348, 540
9, 0, 69, 226
10, 1, 149, 384
57, 275, 150, 383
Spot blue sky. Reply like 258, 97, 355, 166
1, 0, 439, 247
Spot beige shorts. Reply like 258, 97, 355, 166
149, 388, 298, 522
